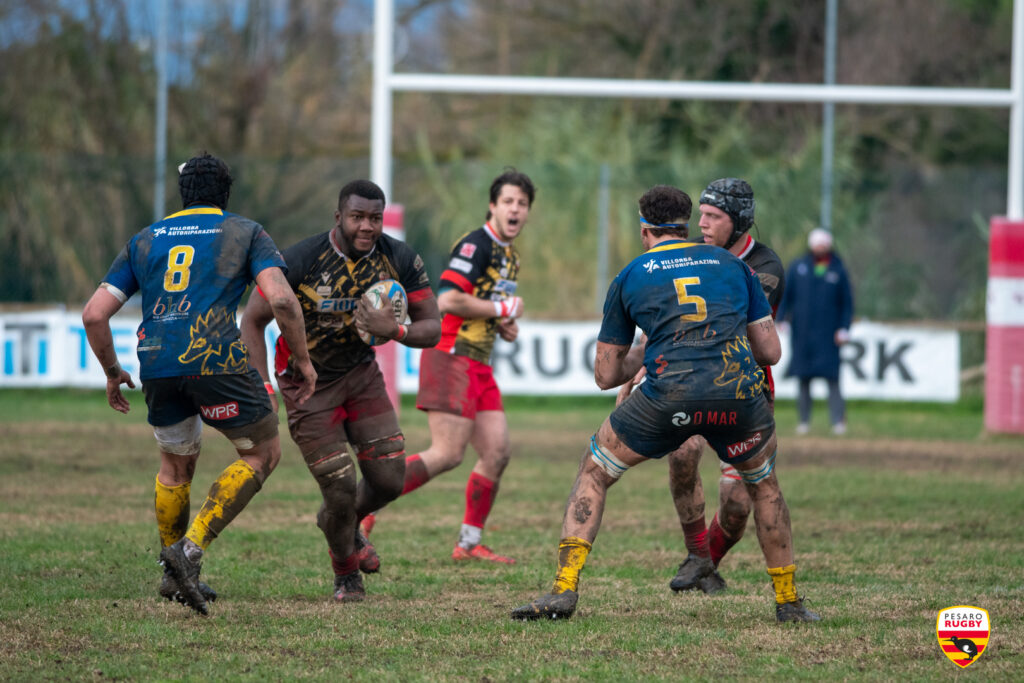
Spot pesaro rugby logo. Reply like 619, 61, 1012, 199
936, 605, 989, 668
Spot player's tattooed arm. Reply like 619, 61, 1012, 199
82, 286, 135, 414
594, 341, 640, 390
747, 316, 781, 366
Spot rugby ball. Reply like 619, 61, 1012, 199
358, 279, 408, 346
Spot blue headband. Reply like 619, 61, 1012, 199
639, 214, 688, 230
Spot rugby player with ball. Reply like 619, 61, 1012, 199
241, 179, 440, 603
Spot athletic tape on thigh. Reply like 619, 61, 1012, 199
590, 434, 627, 479
719, 460, 742, 481
738, 449, 777, 485
302, 442, 355, 481
303, 443, 357, 519
153, 415, 202, 455
355, 433, 405, 461
219, 412, 279, 451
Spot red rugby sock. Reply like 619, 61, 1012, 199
708, 513, 740, 567
329, 549, 359, 576
463, 472, 496, 528
682, 518, 710, 558
401, 453, 431, 495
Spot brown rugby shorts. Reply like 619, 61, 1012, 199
277, 360, 401, 453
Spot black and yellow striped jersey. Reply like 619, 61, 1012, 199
436, 224, 520, 365
273, 230, 432, 379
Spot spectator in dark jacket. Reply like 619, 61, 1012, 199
776, 228, 854, 435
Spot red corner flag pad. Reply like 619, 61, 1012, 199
936, 606, 990, 668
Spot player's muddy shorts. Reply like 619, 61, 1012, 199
416, 347, 503, 419
277, 360, 401, 456
143, 368, 276, 439
719, 392, 774, 478
610, 389, 775, 465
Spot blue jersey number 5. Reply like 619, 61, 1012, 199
673, 277, 707, 322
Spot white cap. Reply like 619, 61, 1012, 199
808, 227, 833, 250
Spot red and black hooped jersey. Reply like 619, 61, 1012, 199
436, 224, 520, 365
735, 234, 786, 398
274, 230, 432, 379
735, 234, 785, 313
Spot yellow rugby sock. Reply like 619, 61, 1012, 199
154, 476, 190, 547
551, 537, 592, 594
186, 460, 262, 551
767, 564, 798, 604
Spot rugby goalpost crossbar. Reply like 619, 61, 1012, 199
369, 0, 1024, 433
370, 0, 1023, 219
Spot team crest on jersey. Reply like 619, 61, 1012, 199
459, 242, 477, 258
713, 336, 765, 399
177, 308, 248, 375
937, 606, 989, 668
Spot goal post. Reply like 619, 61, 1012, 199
370, 0, 1024, 431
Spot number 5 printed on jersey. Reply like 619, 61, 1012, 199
673, 277, 707, 322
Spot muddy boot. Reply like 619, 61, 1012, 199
159, 539, 208, 615
159, 566, 218, 604
510, 591, 579, 621
698, 569, 727, 595
776, 598, 820, 623
333, 570, 366, 603
669, 553, 715, 592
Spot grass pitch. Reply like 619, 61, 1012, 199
0, 389, 1022, 681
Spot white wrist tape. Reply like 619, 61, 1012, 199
494, 297, 523, 319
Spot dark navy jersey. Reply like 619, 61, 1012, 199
274, 230, 432, 379
435, 224, 520, 364
101, 206, 285, 380
599, 240, 771, 401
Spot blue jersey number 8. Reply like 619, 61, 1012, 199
163, 245, 195, 292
